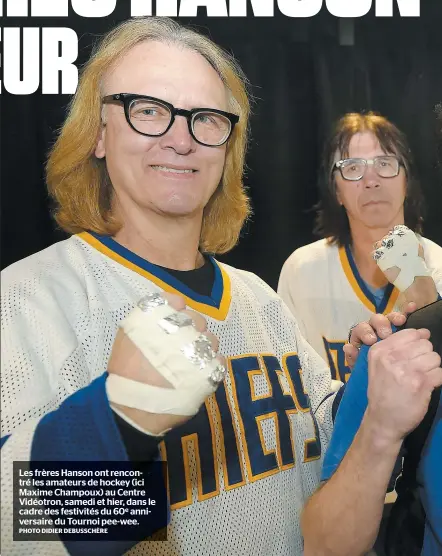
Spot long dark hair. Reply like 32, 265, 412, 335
314, 112, 425, 246
436, 103, 442, 167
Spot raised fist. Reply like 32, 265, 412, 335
106, 292, 226, 435
366, 327, 442, 443
373, 225, 437, 311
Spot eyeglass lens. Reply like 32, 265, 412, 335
340, 156, 399, 180
129, 98, 232, 146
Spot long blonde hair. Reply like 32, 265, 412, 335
47, 17, 251, 254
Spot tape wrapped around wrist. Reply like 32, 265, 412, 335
106, 293, 226, 416
373, 225, 430, 292
111, 404, 170, 436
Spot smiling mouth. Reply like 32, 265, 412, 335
151, 165, 196, 174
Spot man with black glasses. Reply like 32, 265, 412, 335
3, 18, 410, 556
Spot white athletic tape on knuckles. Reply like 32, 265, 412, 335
106, 293, 226, 416
373, 225, 430, 292
107, 374, 207, 416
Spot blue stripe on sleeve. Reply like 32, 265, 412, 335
32, 372, 127, 462
1, 434, 11, 448
31, 372, 169, 555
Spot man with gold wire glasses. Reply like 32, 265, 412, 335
278, 112, 442, 386
301, 105, 442, 556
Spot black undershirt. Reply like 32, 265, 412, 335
164, 255, 215, 297
113, 255, 216, 462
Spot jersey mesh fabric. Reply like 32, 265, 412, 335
2, 236, 335, 556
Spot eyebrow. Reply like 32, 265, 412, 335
122, 91, 229, 110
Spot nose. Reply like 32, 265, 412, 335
158, 115, 196, 155
361, 164, 380, 188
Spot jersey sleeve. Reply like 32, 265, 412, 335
426, 267, 442, 298
421, 237, 442, 297
0, 268, 165, 555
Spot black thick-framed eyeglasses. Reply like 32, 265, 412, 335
334, 155, 402, 181
102, 93, 239, 147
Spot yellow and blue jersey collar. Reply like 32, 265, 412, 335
78, 231, 231, 320
339, 243, 399, 314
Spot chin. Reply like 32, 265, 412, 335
365, 218, 397, 230
156, 198, 204, 217
362, 208, 396, 227
160, 207, 199, 217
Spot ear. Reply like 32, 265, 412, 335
334, 178, 343, 206
336, 189, 343, 205
95, 125, 106, 159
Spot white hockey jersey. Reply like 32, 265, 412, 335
278, 237, 442, 383
1, 232, 336, 556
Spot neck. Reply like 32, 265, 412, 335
349, 217, 404, 289
113, 204, 205, 271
